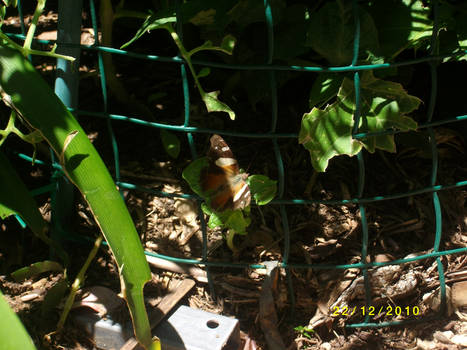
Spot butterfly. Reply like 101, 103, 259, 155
200, 134, 251, 212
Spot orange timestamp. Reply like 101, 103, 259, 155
331, 305, 421, 317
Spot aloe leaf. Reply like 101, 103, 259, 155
11, 260, 64, 282
0, 151, 68, 262
0, 290, 37, 350
0, 45, 157, 350
0, 150, 47, 232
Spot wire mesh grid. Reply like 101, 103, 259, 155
6, 0, 467, 330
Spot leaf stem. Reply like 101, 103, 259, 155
23, 0, 47, 50
165, 24, 206, 96
57, 234, 104, 330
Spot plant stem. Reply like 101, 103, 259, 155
165, 25, 206, 97
226, 229, 238, 253
23, 0, 47, 51
57, 234, 104, 330
0, 32, 75, 61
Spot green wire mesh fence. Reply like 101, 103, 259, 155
6, 0, 467, 330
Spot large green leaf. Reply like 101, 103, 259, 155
0, 289, 37, 350
306, 0, 378, 65
0, 45, 158, 350
364, 0, 432, 59
299, 71, 420, 172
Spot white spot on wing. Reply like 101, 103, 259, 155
215, 157, 237, 167
233, 183, 249, 202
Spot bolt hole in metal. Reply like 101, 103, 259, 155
206, 320, 220, 329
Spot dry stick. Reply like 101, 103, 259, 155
259, 261, 286, 350
146, 255, 208, 283
57, 234, 104, 329
99, 0, 154, 119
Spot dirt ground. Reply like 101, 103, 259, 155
1, 2, 467, 350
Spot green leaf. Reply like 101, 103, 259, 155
0, 45, 153, 349
438, 2, 467, 60
11, 260, 64, 282
190, 35, 236, 56
0, 151, 46, 232
197, 67, 211, 78
189, 8, 216, 26
202, 90, 236, 120
299, 71, 420, 172
306, 0, 378, 65
273, 4, 310, 60
220, 34, 236, 55
160, 129, 180, 159
121, 9, 176, 49
2, 0, 17, 7
364, 0, 432, 58
177, 0, 236, 30
0, 290, 37, 350
247, 175, 277, 206
0, 151, 68, 263
41, 278, 68, 318
204, 206, 250, 235
309, 74, 344, 109
0, 6, 6, 27
299, 96, 359, 172
182, 157, 209, 197
228, 0, 286, 29
225, 210, 250, 234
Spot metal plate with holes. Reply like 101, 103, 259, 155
154, 305, 240, 350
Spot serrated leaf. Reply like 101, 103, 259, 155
202, 90, 236, 120
300, 71, 420, 172
160, 129, 180, 159
299, 98, 360, 172
121, 10, 176, 49
309, 74, 344, 109
247, 175, 277, 206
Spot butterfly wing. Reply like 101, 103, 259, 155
201, 135, 250, 211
